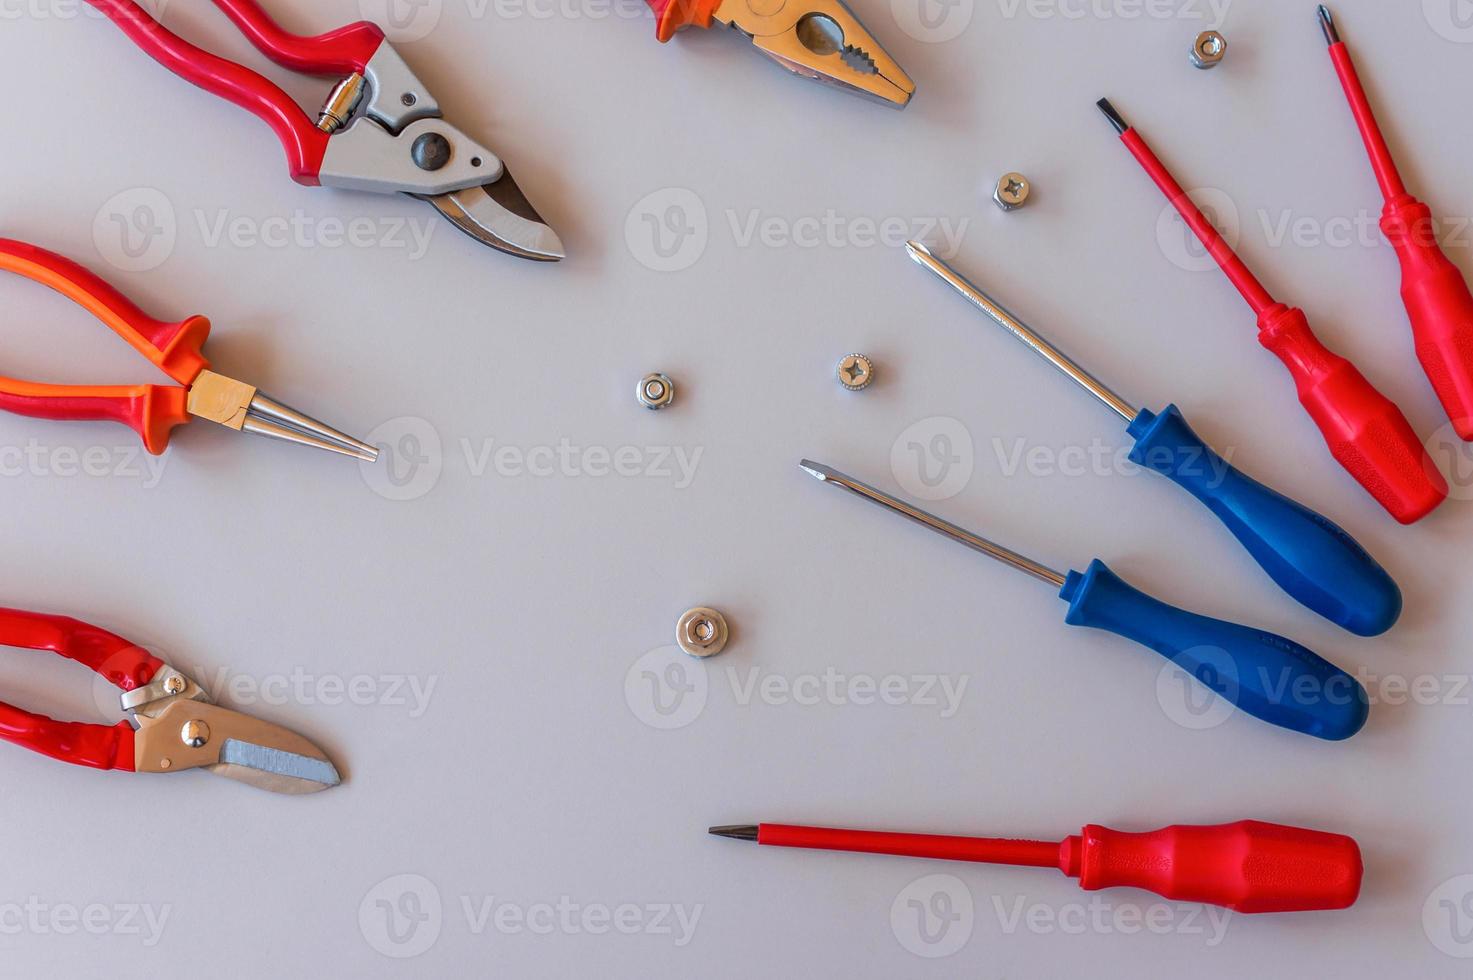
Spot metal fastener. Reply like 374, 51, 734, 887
1191, 30, 1226, 69
180, 719, 210, 748
993, 173, 1031, 211
837, 354, 874, 391
677, 607, 729, 658
637, 373, 675, 410
163, 674, 186, 695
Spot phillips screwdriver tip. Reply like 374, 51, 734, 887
709, 825, 760, 841
1318, 5, 1340, 45
1096, 98, 1129, 135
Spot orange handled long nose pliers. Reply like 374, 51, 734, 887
0, 240, 377, 462
647, 0, 915, 107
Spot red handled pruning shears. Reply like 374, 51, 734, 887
0, 239, 376, 461
0, 607, 341, 794
84, 0, 565, 261
645, 0, 914, 107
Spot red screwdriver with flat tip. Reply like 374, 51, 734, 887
1318, 5, 1473, 440
1097, 97, 1448, 525
710, 820, 1363, 914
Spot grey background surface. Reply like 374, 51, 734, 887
1, 0, 1471, 975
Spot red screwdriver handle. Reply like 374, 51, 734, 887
1325, 39, 1473, 440
1258, 303, 1448, 524
1110, 121, 1447, 522
1383, 199, 1473, 439
1060, 821, 1363, 914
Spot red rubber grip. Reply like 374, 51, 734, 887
1060, 821, 1363, 914
1257, 304, 1448, 524
0, 608, 165, 772
1327, 42, 1473, 440
84, 0, 382, 183
645, 0, 721, 41
0, 240, 210, 454
1383, 198, 1473, 440
1114, 128, 1447, 522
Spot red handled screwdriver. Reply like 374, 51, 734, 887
1318, 5, 1473, 440
1097, 97, 1448, 524
710, 820, 1363, 913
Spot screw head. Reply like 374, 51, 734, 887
993, 173, 1031, 211
676, 607, 729, 658
837, 354, 874, 391
411, 132, 452, 171
637, 373, 676, 410
1191, 30, 1226, 69
162, 674, 186, 695
180, 719, 210, 749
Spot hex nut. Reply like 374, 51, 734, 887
677, 607, 729, 658
637, 373, 675, 410
1191, 30, 1226, 69
837, 354, 874, 391
993, 173, 1031, 211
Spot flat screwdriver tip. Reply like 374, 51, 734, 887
799, 460, 833, 482
709, 825, 759, 841
1096, 98, 1129, 135
1318, 5, 1340, 45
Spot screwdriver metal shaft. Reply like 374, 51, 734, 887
905, 241, 1136, 421
799, 461, 1066, 586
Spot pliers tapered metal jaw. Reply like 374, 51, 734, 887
651, 0, 915, 107
714, 0, 916, 107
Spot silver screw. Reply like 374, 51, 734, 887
1191, 30, 1226, 69
637, 373, 675, 410
180, 719, 210, 748
994, 173, 1031, 211
837, 354, 874, 391
676, 607, 729, 658
163, 674, 186, 695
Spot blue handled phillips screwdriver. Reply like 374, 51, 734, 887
800, 461, 1369, 741
905, 241, 1401, 638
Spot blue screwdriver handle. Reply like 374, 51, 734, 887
1060, 560, 1369, 741
1127, 405, 1401, 637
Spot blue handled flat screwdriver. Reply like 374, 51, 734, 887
904, 242, 1401, 637
799, 460, 1369, 741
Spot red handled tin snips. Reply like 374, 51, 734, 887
0, 607, 340, 794
84, 0, 564, 261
